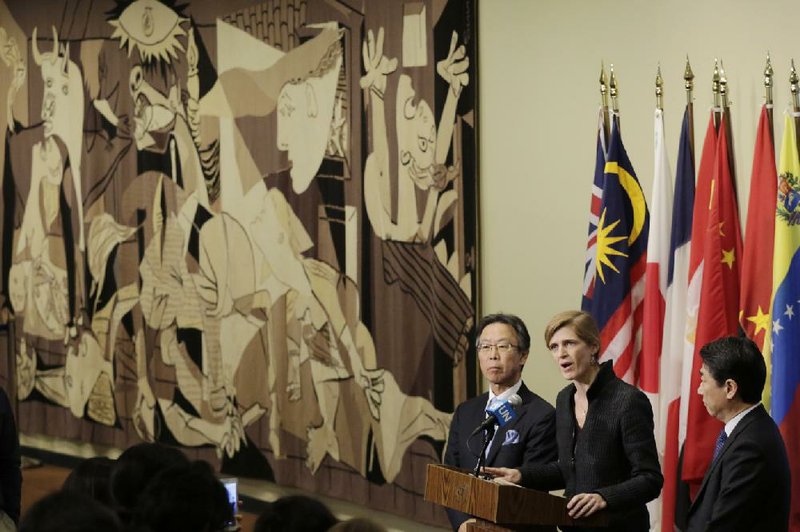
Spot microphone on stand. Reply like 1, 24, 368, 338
470, 394, 523, 437
472, 394, 522, 477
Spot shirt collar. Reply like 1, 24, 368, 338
487, 379, 523, 407
724, 403, 759, 436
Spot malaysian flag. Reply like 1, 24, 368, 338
585, 115, 649, 382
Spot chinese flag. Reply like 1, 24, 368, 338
682, 114, 743, 484
740, 104, 776, 355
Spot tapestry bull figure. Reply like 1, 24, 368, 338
31, 26, 85, 253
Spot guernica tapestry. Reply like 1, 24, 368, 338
0, 0, 478, 523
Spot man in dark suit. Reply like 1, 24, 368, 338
687, 336, 790, 532
444, 313, 557, 531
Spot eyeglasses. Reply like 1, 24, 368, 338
476, 342, 518, 355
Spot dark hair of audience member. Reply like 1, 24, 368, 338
61, 456, 114, 507
132, 459, 232, 532
109, 442, 189, 523
19, 490, 121, 532
253, 495, 339, 532
329, 517, 387, 532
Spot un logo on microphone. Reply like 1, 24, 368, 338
496, 403, 514, 423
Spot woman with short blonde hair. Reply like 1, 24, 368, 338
543, 310, 600, 356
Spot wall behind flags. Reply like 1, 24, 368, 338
480, 0, 799, 404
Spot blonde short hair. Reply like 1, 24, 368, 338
543, 310, 601, 352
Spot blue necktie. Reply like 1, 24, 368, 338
712, 429, 727, 461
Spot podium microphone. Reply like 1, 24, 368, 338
471, 393, 522, 477
470, 393, 523, 437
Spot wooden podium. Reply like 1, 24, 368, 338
425, 464, 608, 531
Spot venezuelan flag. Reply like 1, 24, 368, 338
771, 114, 800, 531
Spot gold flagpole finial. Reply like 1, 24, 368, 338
684, 55, 696, 160
712, 58, 721, 109
609, 63, 619, 113
600, 61, 609, 109
764, 52, 774, 105
790, 59, 799, 112
655, 64, 664, 111
599, 61, 611, 144
719, 59, 729, 109
684, 55, 694, 104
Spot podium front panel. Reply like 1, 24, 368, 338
425, 464, 608, 527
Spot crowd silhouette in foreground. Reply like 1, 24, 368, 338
17, 442, 386, 532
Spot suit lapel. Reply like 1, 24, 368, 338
689, 405, 763, 512
465, 393, 489, 468
466, 393, 490, 431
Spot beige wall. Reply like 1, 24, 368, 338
479, 0, 798, 404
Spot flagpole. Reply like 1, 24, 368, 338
600, 62, 611, 148
720, 60, 738, 192
790, 60, 800, 157
765, 53, 774, 139
712, 59, 722, 131
685, 56, 695, 163
656, 64, 664, 111
610, 63, 620, 130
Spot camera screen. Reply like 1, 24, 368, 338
221, 478, 238, 528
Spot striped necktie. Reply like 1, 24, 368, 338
712, 429, 727, 461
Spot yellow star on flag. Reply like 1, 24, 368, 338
595, 208, 628, 284
721, 248, 735, 269
746, 306, 771, 336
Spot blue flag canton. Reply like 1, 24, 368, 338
582, 129, 608, 311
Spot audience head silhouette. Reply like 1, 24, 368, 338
19, 490, 121, 532
132, 459, 232, 532
109, 442, 189, 523
62, 456, 114, 506
254, 495, 339, 532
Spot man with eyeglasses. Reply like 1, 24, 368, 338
443, 313, 557, 532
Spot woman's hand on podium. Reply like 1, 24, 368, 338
480, 466, 521, 485
566, 492, 607, 519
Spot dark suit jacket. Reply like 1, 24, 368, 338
686, 404, 790, 532
519, 362, 663, 532
443, 383, 557, 530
